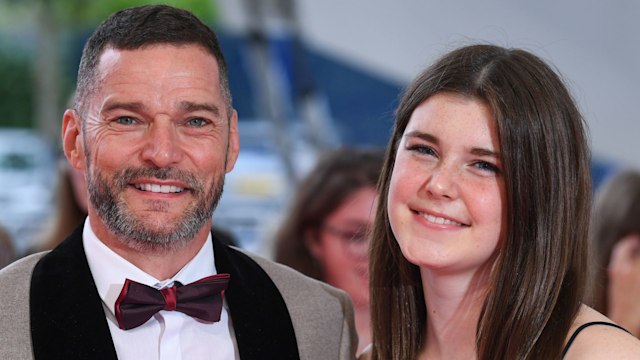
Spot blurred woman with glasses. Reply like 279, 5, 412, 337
274, 147, 384, 355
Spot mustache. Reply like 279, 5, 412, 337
113, 167, 204, 193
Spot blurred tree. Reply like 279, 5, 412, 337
1, 0, 217, 30
57, 0, 217, 26
0, 49, 35, 128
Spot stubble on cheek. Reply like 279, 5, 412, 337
86, 164, 224, 252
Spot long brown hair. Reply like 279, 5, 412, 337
369, 44, 591, 359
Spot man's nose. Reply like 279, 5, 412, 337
140, 120, 184, 168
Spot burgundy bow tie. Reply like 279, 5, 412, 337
114, 274, 230, 330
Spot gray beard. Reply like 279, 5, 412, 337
87, 166, 224, 253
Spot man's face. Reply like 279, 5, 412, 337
63, 44, 239, 251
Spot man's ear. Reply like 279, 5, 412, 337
225, 109, 240, 173
62, 109, 86, 171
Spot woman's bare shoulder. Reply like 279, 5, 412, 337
564, 305, 640, 359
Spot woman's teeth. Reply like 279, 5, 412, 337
422, 213, 464, 226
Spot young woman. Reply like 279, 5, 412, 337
274, 147, 384, 354
363, 44, 640, 359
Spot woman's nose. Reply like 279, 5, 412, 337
424, 162, 458, 199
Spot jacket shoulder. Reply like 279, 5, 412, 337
239, 249, 358, 360
0, 252, 48, 360
244, 250, 347, 298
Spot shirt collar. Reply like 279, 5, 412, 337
82, 217, 217, 317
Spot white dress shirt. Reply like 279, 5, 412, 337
83, 219, 239, 360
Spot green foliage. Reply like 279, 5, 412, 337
56, 0, 219, 28
0, 49, 34, 128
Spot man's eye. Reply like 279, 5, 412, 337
115, 117, 137, 125
187, 118, 208, 127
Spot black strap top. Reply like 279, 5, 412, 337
561, 321, 630, 358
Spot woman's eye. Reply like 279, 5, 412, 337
474, 161, 500, 173
114, 116, 137, 125
408, 144, 437, 157
186, 118, 208, 127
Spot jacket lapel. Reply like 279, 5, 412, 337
213, 238, 300, 360
30, 225, 118, 360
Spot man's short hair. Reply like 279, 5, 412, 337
74, 4, 231, 115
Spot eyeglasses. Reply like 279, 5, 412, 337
322, 223, 371, 259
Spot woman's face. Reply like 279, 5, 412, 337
387, 92, 506, 277
309, 186, 378, 307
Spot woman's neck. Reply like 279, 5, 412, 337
418, 267, 490, 360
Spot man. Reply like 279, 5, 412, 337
0, 5, 356, 360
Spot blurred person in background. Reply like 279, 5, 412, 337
590, 169, 640, 338
0, 224, 15, 269
33, 159, 88, 253
274, 147, 384, 355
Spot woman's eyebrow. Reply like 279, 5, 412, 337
404, 130, 439, 145
470, 147, 501, 158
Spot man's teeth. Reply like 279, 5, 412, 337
134, 184, 184, 193
422, 213, 464, 226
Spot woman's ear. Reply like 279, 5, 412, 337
62, 109, 85, 171
305, 228, 324, 259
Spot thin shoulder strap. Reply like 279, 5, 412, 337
562, 321, 630, 358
